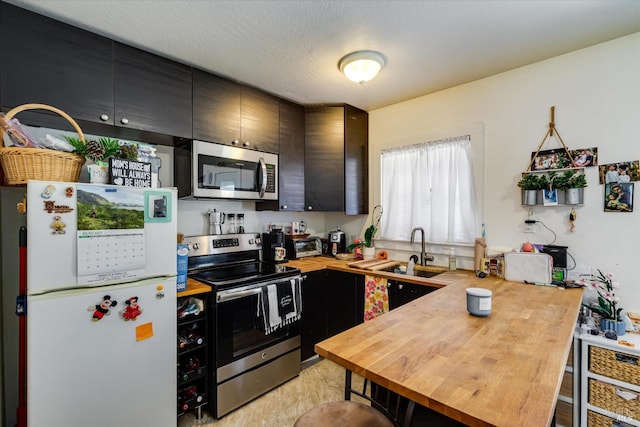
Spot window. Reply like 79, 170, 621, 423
380, 135, 480, 244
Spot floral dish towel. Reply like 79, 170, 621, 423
364, 275, 389, 322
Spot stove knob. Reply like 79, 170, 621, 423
248, 238, 254, 244
192, 242, 200, 250
255, 238, 261, 245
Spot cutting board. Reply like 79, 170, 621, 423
348, 259, 401, 271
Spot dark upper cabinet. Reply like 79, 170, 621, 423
0, 2, 113, 123
193, 70, 279, 153
258, 99, 305, 211
304, 104, 368, 213
113, 43, 192, 139
0, 4, 192, 140
192, 70, 241, 145
344, 104, 369, 215
240, 86, 279, 153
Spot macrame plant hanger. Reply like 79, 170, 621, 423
524, 106, 578, 172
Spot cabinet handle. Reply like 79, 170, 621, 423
243, 141, 250, 148
120, 118, 129, 125
231, 140, 239, 146
281, 205, 288, 210
99, 114, 109, 122
307, 206, 313, 211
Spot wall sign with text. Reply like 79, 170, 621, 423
109, 158, 152, 188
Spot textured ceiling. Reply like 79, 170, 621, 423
6, 0, 640, 111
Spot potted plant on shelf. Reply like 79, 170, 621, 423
579, 270, 625, 336
566, 172, 587, 205
517, 174, 542, 205
65, 136, 136, 183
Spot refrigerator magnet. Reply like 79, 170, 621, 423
40, 184, 56, 198
88, 295, 118, 321
136, 322, 154, 341
50, 216, 67, 234
120, 296, 143, 321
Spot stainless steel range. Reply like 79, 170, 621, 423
184, 233, 302, 419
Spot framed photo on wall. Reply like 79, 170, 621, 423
598, 160, 640, 184
530, 149, 572, 171
569, 147, 598, 167
604, 182, 633, 212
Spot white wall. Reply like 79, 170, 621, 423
369, 33, 640, 313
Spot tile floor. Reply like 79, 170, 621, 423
177, 358, 366, 427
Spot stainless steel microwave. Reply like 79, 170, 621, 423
175, 140, 278, 200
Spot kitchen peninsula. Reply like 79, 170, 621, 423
315, 272, 583, 427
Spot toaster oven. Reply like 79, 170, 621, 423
284, 237, 322, 259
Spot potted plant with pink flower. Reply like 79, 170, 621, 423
579, 270, 625, 336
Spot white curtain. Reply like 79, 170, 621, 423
380, 135, 479, 243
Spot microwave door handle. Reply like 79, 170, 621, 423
217, 287, 262, 302
258, 157, 267, 198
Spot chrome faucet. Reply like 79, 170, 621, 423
410, 227, 433, 266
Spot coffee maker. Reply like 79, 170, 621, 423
262, 231, 286, 263
328, 228, 346, 256
208, 209, 225, 235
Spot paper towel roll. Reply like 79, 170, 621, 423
474, 237, 487, 272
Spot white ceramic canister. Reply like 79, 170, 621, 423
466, 287, 492, 316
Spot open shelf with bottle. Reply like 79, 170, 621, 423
177, 294, 210, 420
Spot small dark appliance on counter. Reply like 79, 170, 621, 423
262, 231, 286, 263
328, 229, 346, 256
285, 236, 322, 259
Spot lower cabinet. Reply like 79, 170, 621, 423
555, 335, 579, 427
581, 334, 640, 427
387, 280, 437, 310
177, 293, 210, 420
301, 270, 364, 362
301, 270, 440, 362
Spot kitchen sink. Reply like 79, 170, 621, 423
377, 264, 445, 278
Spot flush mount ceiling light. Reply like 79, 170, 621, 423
338, 50, 387, 84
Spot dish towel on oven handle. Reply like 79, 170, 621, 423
260, 277, 302, 335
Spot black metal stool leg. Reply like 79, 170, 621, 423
345, 370, 353, 401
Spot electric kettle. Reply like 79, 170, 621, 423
208, 209, 225, 235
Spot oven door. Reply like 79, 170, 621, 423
214, 277, 300, 369
193, 140, 278, 200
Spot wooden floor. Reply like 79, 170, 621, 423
177, 358, 366, 427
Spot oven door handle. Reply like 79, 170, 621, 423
217, 287, 263, 302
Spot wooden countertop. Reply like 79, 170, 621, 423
314, 273, 583, 427
177, 278, 212, 297
284, 256, 461, 288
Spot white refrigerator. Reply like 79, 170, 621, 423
25, 181, 177, 427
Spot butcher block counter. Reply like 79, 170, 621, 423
314, 273, 583, 427
284, 256, 456, 288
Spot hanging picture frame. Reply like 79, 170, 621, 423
598, 160, 640, 184
604, 182, 633, 212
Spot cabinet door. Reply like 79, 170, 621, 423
305, 106, 345, 211
0, 3, 113, 124
344, 104, 369, 215
301, 271, 328, 361
389, 281, 436, 310
192, 69, 241, 145
240, 86, 280, 153
258, 100, 305, 212
114, 43, 192, 139
326, 270, 362, 337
